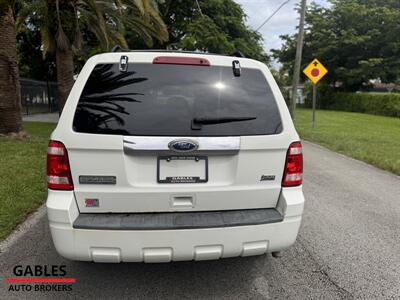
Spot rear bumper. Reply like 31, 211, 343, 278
46, 187, 304, 263
72, 208, 284, 230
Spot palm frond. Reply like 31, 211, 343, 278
22, 0, 168, 57
121, 0, 168, 44
78, 0, 115, 50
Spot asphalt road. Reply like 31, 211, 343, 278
1, 142, 399, 299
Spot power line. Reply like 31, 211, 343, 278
195, 0, 203, 15
256, 0, 291, 31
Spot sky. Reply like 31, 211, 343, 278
235, 0, 330, 55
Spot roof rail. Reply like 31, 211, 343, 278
229, 51, 245, 58
109, 46, 247, 58
111, 45, 129, 52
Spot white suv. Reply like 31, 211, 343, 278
46, 51, 304, 263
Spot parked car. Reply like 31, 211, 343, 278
46, 51, 304, 263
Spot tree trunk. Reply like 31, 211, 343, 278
0, 5, 22, 134
56, 47, 74, 113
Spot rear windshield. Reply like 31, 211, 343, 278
73, 63, 282, 136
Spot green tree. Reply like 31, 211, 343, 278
272, 0, 400, 91
127, 0, 269, 63
0, 0, 22, 134
23, 0, 168, 111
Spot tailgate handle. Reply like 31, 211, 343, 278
171, 195, 195, 208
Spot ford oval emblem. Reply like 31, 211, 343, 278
168, 140, 198, 152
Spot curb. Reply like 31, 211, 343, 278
0, 204, 46, 255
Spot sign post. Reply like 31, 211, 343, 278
312, 83, 317, 128
303, 59, 328, 128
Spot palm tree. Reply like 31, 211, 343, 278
26, 0, 168, 112
0, 1, 22, 134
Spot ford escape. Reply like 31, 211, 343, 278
46, 51, 305, 263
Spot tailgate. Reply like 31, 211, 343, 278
69, 135, 288, 213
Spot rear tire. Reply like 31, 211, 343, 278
271, 251, 282, 258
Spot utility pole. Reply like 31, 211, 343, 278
290, 0, 307, 119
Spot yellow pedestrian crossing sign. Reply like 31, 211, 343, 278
303, 59, 328, 84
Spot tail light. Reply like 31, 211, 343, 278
282, 142, 303, 187
47, 140, 73, 190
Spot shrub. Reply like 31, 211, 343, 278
328, 93, 400, 117
305, 90, 400, 117
304, 82, 335, 108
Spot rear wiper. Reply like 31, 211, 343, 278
191, 116, 257, 130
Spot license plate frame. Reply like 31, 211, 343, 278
157, 156, 208, 184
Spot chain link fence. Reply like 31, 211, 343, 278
20, 78, 58, 115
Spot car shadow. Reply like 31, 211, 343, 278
68, 254, 273, 299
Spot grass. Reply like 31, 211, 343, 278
0, 122, 55, 240
295, 108, 400, 175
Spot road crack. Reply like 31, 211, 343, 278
297, 238, 354, 299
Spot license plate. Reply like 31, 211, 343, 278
157, 156, 208, 183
